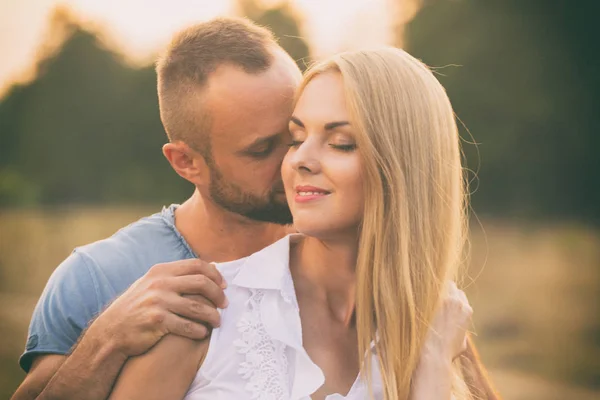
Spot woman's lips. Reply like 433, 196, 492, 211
295, 192, 328, 202
294, 185, 331, 203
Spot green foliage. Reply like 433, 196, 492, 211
0, 4, 309, 207
405, 0, 600, 223
238, 0, 310, 70
0, 1, 597, 223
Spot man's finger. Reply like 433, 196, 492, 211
453, 336, 469, 360
445, 280, 458, 296
155, 259, 226, 288
457, 288, 468, 301
164, 293, 221, 328
169, 274, 228, 308
164, 313, 209, 340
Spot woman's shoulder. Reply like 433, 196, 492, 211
184, 235, 304, 398
213, 233, 301, 290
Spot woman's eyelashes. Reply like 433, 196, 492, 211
287, 130, 357, 152
287, 139, 303, 148
288, 140, 357, 152
329, 143, 357, 152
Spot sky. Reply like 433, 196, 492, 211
0, 0, 400, 95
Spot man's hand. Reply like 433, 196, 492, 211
89, 259, 228, 358
11, 259, 227, 400
423, 281, 473, 363
409, 282, 473, 400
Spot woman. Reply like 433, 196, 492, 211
110, 47, 498, 399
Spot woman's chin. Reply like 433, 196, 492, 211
291, 220, 332, 238
291, 220, 358, 241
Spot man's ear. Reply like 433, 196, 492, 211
162, 142, 209, 186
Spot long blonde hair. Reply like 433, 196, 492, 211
298, 47, 497, 399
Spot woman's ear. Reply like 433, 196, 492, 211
162, 142, 209, 186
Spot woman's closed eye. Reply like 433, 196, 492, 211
288, 140, 357, 152
329, 143, 357, 152
288, 139, 303, 148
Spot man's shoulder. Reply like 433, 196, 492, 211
18, 205, 196, 371
73, 205, 194, 292
77, 206, 179, 254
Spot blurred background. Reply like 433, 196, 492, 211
0, 0, 599, 398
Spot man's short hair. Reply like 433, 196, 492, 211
156, 17, 278, 154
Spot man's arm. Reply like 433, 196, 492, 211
11, 336, 127, 400
12, 258, 226, 400
11, 355, 65, 400
34, 326, 128, 400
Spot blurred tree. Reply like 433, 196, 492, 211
0, 8, 191, 205
1, 1, 597, 224
237, 0, 311, 70
0, 3, 310, 206
404, 0, 600, 223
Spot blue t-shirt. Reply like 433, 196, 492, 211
20, 204, 196, 372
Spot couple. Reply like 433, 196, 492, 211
13, 17, 498, 400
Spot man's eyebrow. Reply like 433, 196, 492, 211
242, 132, 281, 150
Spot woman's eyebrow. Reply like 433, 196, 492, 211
290, 116, 304, 128
324, 121, 350, 130
290, 116, 350, 131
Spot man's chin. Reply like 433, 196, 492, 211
243, 203, 292, 225
274, 191, 287, 201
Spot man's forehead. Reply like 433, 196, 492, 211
207, 60, 298, 96
206, 69, 295, 127
195, 53, 299, 152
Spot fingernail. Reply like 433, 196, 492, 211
222, 297, 229, 308
221, 279, 228, 289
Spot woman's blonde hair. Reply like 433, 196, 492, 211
298, 47, 498, 399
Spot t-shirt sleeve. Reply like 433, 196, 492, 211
19, 250, 101, 372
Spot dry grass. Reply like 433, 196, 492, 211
0, 208, 598, 399
465, 220, 600, 390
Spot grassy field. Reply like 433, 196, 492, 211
0, 207, 599, 399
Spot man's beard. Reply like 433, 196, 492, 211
208, 165, 292, 225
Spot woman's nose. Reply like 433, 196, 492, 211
290, 140, 321, 174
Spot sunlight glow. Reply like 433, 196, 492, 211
0, 0, 397, 95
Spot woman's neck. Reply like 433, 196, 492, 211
290, 234, 359, 326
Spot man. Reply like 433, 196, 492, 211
12, 17, 302, 400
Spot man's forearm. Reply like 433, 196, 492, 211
37, 332, 128, 400
410, 351, 454, 400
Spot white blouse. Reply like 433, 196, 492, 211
183, 234, 384, 400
